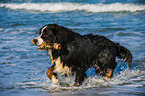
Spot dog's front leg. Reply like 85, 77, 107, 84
46, 66, 59, 84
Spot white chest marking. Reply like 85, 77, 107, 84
48, 50, 72, 76
54, 57, 71, 75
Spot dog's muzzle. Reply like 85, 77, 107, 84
31, 36, 44, 46
31, 39, 37, 45
31, 37, 62, 51
31, 38, 47, 51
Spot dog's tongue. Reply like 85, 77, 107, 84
38, 46, 46, 51
38, 46, 43, 49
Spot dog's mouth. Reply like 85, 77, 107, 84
38, 45, 47, 51
38, 43, 62, 51
31, 39, 49, 51
38, 42, 50, 51
31, 39, 62, 51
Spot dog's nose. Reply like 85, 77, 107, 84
31, 39, 38, 45
33, 39, 38, 45
33, 39, 38, 44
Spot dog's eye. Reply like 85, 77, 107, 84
41, 34, 53, 39
48, 35, 52, 38
43, 32, 46, 35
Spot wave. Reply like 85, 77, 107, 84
0, 2, 145, 13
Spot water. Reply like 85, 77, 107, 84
0, 0, 145, 96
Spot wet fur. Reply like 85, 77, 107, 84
32, 24, 133, 85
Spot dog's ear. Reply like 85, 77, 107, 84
55, 35, 64, 43
50, 28, 64, 43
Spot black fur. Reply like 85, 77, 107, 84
40, 24, 133, 85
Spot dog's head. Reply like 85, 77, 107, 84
31, 24, 64, 51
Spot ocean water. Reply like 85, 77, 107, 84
0, 0, 145, 96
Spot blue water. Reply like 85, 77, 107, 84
0, 0, 145, 96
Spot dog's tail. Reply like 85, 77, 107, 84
115, 43, 133, 69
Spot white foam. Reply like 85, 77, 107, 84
0, 2, 145, 13
13, 69, 145, 92
41, 70, 145, 90
82, 69, 145, 89
0, 28, 4, 31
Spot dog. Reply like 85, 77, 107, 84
31, 24, 133, 86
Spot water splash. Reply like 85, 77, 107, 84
24, 69, 145, 92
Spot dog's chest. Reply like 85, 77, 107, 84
54, 57, 71, 74
48, 50, 71, 76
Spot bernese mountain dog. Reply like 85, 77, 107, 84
31, 24, 133, 86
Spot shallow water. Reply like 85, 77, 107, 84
0, 0, 145, 96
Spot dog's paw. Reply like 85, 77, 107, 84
73, 82, 81, 86
59, 82, 69, 87
52, 75, 59, 84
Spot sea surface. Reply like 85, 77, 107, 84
0, 0, 145, 96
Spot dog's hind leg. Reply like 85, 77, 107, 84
74, 70, 87, 86
106, 69, 114, 78
46, 66, 59, 84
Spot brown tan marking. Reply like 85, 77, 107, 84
106, 69, 114, 79
46, 67, 59, 84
